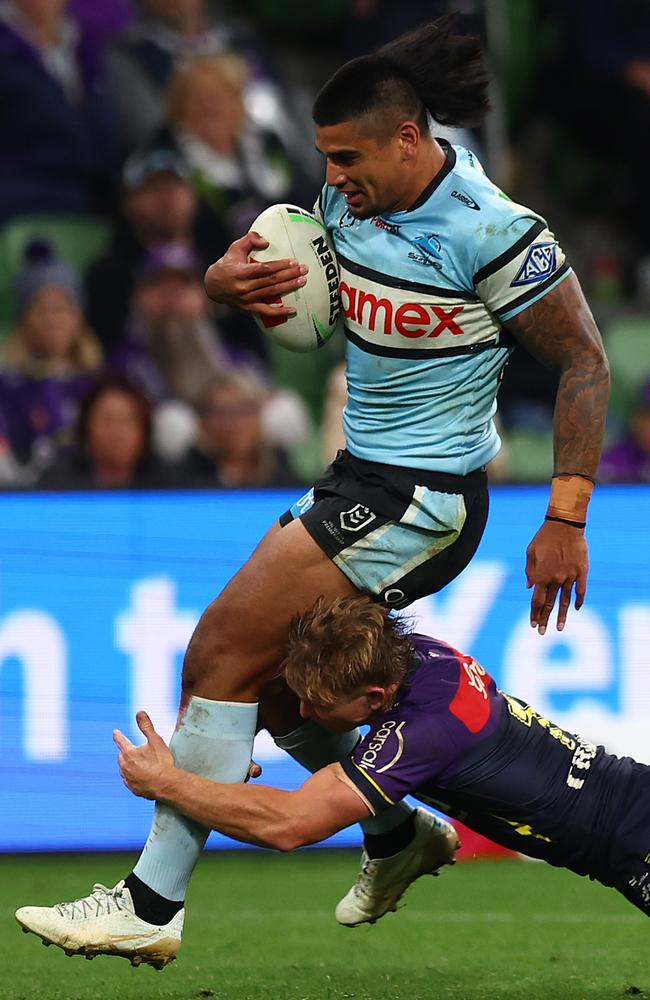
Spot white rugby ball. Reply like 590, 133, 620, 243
249, 203, 340, 353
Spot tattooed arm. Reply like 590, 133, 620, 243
504, 273, 610, 633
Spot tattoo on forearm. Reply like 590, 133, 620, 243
505, 274, 610, 479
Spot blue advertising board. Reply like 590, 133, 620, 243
1, 486, 649, 851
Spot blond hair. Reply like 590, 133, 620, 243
198, 369, 268, 411
167, 53, 248, 128
283, 596, 413, 706
3, 320, 103, 376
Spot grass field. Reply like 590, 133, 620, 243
1, 851, 648, 1000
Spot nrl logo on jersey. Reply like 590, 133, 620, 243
511, 241, 558, 286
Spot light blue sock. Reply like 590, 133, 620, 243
134, 696, 258, 901
274, 720, 414, 836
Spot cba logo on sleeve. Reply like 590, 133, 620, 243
511, 241, 558, 287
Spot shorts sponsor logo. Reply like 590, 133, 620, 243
310, 235, 340, 328
339, 504, 376, 532
511, 241, 558, 287
451, 190, 480, 211
358, 719, 406, 773
322, 520, 346, 545
383, 588, 406, 605
339, 281, 465, 339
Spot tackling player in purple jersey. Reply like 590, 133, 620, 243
109, 595, 650, 925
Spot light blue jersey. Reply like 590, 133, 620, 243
316, 142, 571, 474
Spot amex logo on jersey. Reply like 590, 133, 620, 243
511, 241, 559, 287
339, 267, 500, 351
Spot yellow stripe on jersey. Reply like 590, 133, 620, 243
350, 761, 396, 806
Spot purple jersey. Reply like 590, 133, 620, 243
0, 369, 94, 463
341, 635, 643, 882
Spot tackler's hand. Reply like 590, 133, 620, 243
245, 760, 263, 782
113, 711, 176, 800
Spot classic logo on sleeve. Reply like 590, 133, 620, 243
358, 719, 406, 773
511, 241, 559, 287
451, 190, 480, 211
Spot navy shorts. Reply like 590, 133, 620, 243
279, 449, 488, 609
604, 760, 650, 916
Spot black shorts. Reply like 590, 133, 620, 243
280, 449, 488, 609
603, 760, 650, 916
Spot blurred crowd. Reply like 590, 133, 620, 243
0, 0, 648, 491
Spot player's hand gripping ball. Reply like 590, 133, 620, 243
249, 203, 340, 352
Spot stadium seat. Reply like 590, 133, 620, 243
603, 315, 650, 427
503, 427, 554, 483
0, 214, 113, 337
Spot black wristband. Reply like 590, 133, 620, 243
545, 514, 586, 529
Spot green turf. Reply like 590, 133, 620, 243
1, 851, 648, 1000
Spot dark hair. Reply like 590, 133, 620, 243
77, 375, 153, 456
313, 13, 489, 131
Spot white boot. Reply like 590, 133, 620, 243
15, 881, 183, 969
336, 809, 460, 927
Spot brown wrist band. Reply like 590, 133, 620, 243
547, 474, 594, 524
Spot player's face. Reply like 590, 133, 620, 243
298, 685, 396, 732
315, 121, 412, 219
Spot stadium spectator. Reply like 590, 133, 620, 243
552, 0, 650, 279
0, 0, 119, 224
0, 242, 102, 484
36, 376, 179, 489
179, 371, 304, 488
163, 53, 313, 241
85, 147, 204, 353
86, 143, 273, 362
69, 0, 131, 48
599, 379, 650, 484
104, 0, 293, 155
110, 243, 263, 411
343, 0, 469, 57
